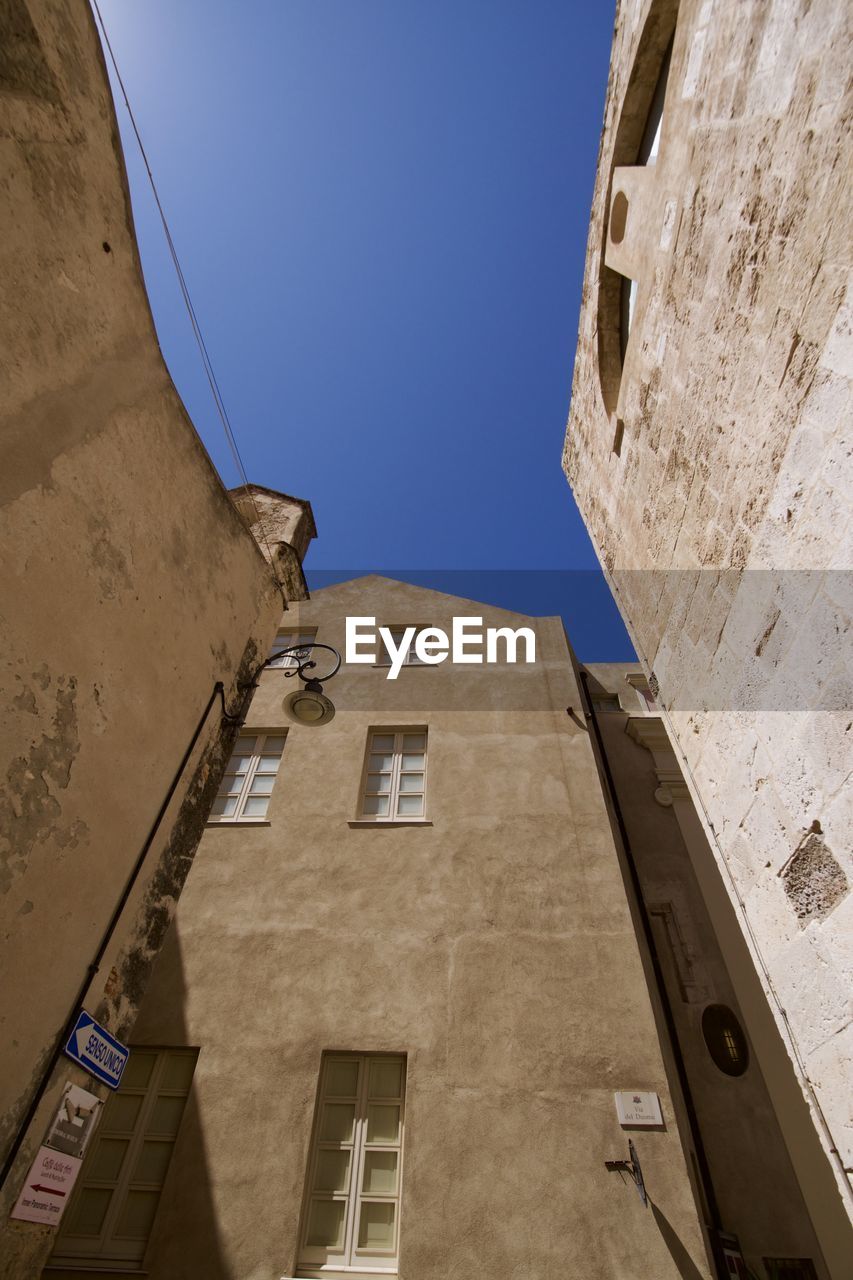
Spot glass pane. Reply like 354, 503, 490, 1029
147, 1094, 187, 1137
396, 794, 424, 816
160, 1054, 196, 1092
357, 1200, 396, 1251
368, 1059, 403, 1099
402, 734, 426, 751
306, 1197, 345, 1249
262, 736, 286, 754
362, 1150, 398, 1194
320, 1103, 355, 1143
87, 1137, 128, 1183
271, 654, 296, 667
210, 796, 237, 817
314, 1149, 351, 1193
362, 795, 390, 816
401, 753, 424, 770
371, 735, 395, 752
68, 1186, 112, 1236
121, 1054, 156, 1090
255, 755, 281, 774
364, 773, 391, 794
325, 1060, 359, 1098
366, 1105, 399, 1144
216, 779, 243, 795
249, 775, 275, 795
133, 1139, 174, 1186
368, 753, 394, 772
398, 773, 424, 793
115, 1188, 161, 1239
242, 795, 270, 817
102, 1094, 143, 1134
229, 740, 255, 769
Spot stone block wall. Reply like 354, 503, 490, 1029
563, 0, 852, 1226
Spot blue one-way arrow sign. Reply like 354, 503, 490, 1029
64, 1012, 128, 1090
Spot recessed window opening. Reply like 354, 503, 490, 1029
638, 38, 672, 166
50, 1048, 198, 1267
360, 730, 427, 821
208, 731, 286, 822
701, 1004, 749, 1077
376, 627, 426, 667
297, 1053, 406, 1277
598, 6, 679, 417
617, 36, 673, 353
267, 629, 318, 669
592, 695, 623, 714
619, 276, 635, 364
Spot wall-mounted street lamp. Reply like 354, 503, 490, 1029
256, 642, 342, 727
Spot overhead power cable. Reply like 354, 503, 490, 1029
91, 0, 280, 575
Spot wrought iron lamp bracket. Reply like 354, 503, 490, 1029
604, 1139, 647, 1207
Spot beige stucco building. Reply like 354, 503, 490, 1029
37, 578, 840, 1280
0, 4, 313, 1274
562, 0, 852, 1251
4, 0, 851, 1277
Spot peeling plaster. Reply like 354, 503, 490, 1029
0, 674, 86, 894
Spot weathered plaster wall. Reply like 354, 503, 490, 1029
125, 579, 713, 1280
563, 0, 852, 1227
0, 2, 285, 1269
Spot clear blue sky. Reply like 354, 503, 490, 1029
96, 0, 632, 658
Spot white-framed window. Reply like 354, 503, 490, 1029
297, 1053, 406, 1278
267, 629, 317, 669
359, 730, 427, 821
50, 1048, 197, 1267
376, 627, 425, 667
208, 731, 286, 823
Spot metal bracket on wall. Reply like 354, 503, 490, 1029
605, 1138, 647, 1207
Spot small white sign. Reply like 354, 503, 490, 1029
10, 1145, 82, 1226
45, 1083, 103, 1161
614, 1091, 663, 1127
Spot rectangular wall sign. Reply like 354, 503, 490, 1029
63, 1010, 128, 1089
45, 1082, 103, 1160
9, 1145, 82, 1226
614, 1091, 663, 1127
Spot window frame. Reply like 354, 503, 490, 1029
207, 729, 287, 824
373, 626, 426, 669
49, 1047, 198, 1267
296, 1053, 407, 1278
267, 628, 318, 670
357, 729, 428, 823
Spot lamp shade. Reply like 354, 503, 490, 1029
283, 684, 336, 727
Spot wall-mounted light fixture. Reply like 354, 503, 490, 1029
605, 1139, 647, 1207
257, 642, 342, 727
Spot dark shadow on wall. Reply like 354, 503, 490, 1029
650, 1201, 709, 1280
118, 924, 233, 1280
44, 921, 233, 1278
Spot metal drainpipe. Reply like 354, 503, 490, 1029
578, 669, 727, 1280
0, 678, 250, 1195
